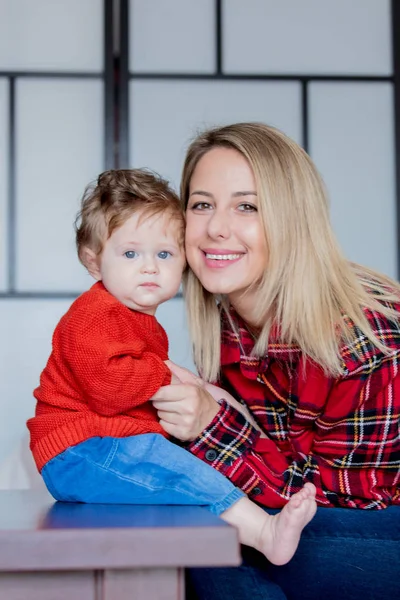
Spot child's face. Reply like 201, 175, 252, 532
95, 211, 185, 315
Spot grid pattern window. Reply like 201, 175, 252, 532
222, 0, 392, 75
125, 0, 396, 279
0, 78, 8, 292
0, 0, 109, 297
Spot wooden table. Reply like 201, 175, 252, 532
0, 490, 240, 600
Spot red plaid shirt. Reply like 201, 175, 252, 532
187, 305, 400, 509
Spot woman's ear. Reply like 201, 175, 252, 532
81, 247, 101, 280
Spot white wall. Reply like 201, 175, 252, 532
0, 0, 395, 488
0, 0, 106, 488
129, 0, 395, 277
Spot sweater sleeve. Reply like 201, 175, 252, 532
186, 355, 400, 509
59, 302, 171, 416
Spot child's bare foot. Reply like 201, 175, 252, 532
258, 482, 317, 565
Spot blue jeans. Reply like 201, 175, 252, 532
187, 504, 400, 600
41, 434, 244, 515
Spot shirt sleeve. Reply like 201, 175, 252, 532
186, 355, 400, 509
60, 304, 171, 416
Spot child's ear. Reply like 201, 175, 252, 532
81, 247, 101, 280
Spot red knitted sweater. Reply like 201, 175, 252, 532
28, 282, 171, 472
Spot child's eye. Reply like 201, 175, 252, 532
158, 251, 172, 260
124, 250, 137, 259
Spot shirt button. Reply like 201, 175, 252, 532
205, 449, 218, 461
252, 487, 262, 496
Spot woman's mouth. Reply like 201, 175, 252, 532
202, 250, 244, 268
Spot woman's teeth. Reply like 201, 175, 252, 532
205, 253, 241, 260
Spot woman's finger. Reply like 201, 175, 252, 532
166, 362, 203, 386
158, 419, 175, 436
152, 400, 183, 413
158, 419, 192, 440
156, 410, 180, 424
170, 373, 182, 385
151, 383, 196, 402
153, 383, 220, 441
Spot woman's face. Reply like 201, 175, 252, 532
185, 147, 268, 311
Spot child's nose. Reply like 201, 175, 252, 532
141, 258, 158, 274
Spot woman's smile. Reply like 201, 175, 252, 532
202, 248, 245, 268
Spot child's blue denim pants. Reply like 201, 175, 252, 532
41, 434, 244, 516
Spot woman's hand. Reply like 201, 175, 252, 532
170, 372, 181, 385
151, 383, 220, 441
163, 359, 266, 437
204, 382, 265, 435
165, 360, 204, 386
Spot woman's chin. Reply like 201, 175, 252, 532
201, 279, 236, 296
192, 267, 244, 296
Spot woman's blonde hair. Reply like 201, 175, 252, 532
180, 122, 400, 382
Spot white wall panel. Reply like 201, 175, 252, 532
130, 0, 215, 73
0, 299, 73, 474
0, 79, 8, 291
309, 82, 396, 278
0, 0, 103, 72
130, 80, 301, 189
16, 79, 104, 292
157, 297, 195, 372
223, 0, 391, 75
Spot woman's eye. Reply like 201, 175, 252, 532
238, 203, 257, 212
190, 202, 212, 211
124, 250, 137, 259
158, 251, 171, 260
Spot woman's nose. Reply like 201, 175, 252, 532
207, 210, 231, 239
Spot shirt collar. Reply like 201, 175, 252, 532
220, 306, 301, 376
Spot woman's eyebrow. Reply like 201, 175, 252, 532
189, 190, 257, 198
189, 190, 213, 197
232, 191, 257, 197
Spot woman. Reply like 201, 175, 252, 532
152, 123, 400, 599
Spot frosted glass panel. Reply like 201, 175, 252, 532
309, 82, 396, 279
223, 0, 391, 75
130, 80, 301, 189
0, 0, 103, 72
0, 299, 73, 469
0, 79, 8, 291
130, 0, 215, 73
16, 79, 104, 292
